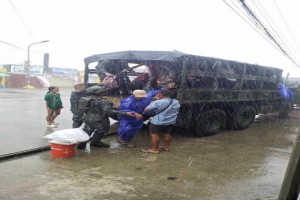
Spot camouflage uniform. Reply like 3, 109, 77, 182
70, 90, 87, 128
79, 95, 127, 148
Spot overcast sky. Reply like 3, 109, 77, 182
1, 0, 300, 77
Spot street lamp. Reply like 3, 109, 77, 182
23, 40, 49, 89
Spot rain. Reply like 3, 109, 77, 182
0, 1, 300, 199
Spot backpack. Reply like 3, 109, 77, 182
77, 96, 93, 114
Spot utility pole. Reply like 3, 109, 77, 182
278, 132, 300, 200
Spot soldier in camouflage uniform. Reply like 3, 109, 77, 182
77, 87, 134, 149
70, 84, 87, 128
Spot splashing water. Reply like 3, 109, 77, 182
109, 141, 122, 150
85, 141, 91, 152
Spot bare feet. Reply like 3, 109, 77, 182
117, 139, 136, 148
140, 148, 159, 154
117, 139, 126, 144
126, 144, 136, 148
160, 147, 170, 152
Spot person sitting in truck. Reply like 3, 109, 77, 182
161, 77, 177, 98
130, 73, 150, 91
100, 72, 119, 89
95, 60, 131, 95
143, 81, 155, 93
86, 72, 119, 96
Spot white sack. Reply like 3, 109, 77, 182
44, 128, 89, 144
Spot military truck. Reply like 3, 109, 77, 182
83, 50, 294, 136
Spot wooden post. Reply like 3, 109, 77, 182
84, 63, 89, 84
278, 131, 300, 200
179, 58, 188, 89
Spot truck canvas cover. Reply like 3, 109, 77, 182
84, 50, 185, 64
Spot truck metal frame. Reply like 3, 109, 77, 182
84, 50, 292, 136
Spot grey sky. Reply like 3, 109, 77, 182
1, 0, 300, 76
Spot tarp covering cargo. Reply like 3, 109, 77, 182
84, 50, 185, 65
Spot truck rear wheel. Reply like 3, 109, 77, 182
232, 106, 256, 130
195, 109, 226, 136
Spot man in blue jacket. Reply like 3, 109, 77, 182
117, 90, 159, 147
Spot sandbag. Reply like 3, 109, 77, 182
44, 128, 90, 144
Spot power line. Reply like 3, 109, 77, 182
0, 40, 45, 54
227, 0, 257, 29
251, 0, 293, 53
238, 0, 300, 67
272, 0, 300, 50
250, 0, 297, 60
8, 0, 34, 37
223, 0, 289, 59
239, 0, 287, 54
224, 0, 300, 67
0, 40, 26, 51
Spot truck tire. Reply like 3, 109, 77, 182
195, 109, 226, 136
232, 106, 256, 130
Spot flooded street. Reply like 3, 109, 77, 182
0, 89, 73, 155
0, 89, 299, 199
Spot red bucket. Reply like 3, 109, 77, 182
50, 142, 77, 158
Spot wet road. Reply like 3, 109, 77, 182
0, 89, 74, 155
0, 88, 299, 199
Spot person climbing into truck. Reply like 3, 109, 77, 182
70, 84, 87, 128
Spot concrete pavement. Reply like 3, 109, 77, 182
0, 88, 299, 199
